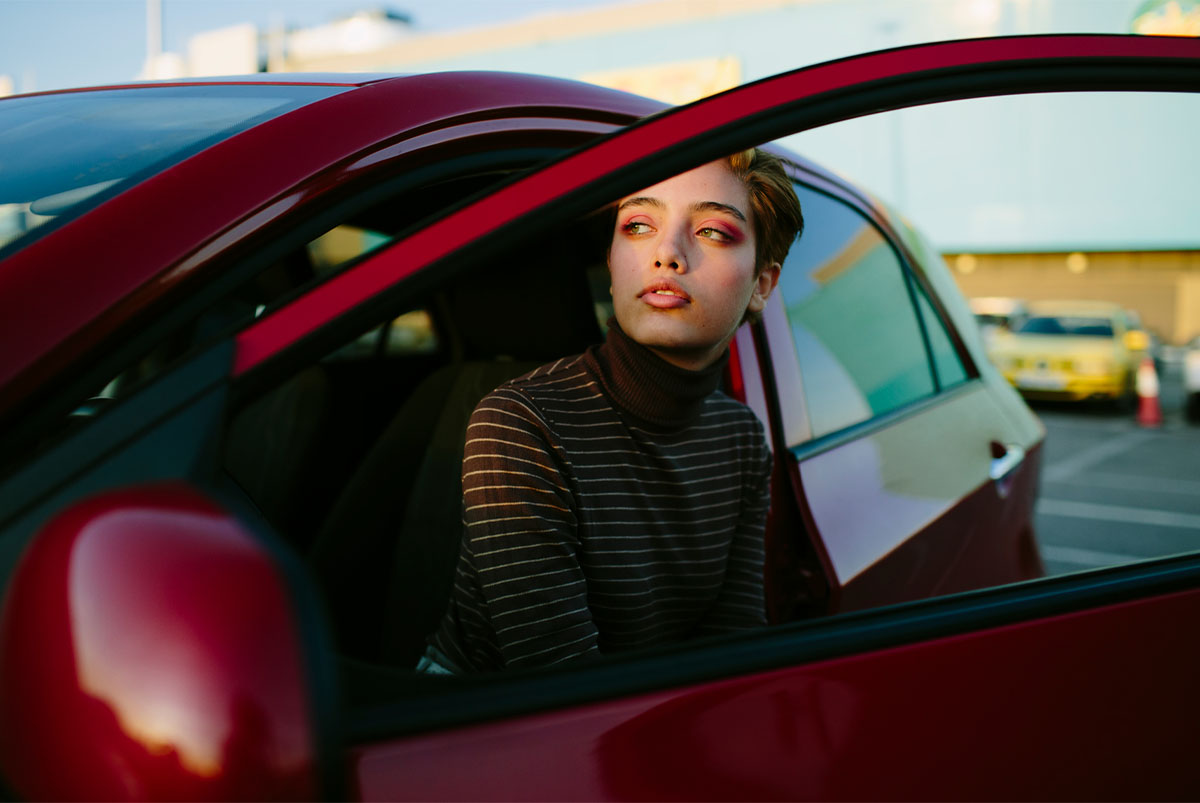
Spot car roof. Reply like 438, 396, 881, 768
969, 297, 1028, 315
0, 71, 666, 420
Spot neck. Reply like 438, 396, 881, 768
645, 334, 736, 372
584, 318, 727, 429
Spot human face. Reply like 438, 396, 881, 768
609, 161, 781, 371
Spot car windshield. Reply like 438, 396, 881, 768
1016, 315, 1114, 337
0, 84, 349, 256
975, 313, 1013, 327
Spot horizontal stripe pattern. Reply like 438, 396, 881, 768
429, 353, 771, 672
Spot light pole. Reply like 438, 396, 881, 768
146, 0, 162, 78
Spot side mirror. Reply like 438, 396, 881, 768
0, 483, 340, 800
1124, 330, 1150, 351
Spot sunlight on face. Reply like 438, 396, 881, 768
609, 160, 779, 370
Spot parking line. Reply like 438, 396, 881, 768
1037, 498, 1200, 530
1040, 544, 1146, 568
1047, 471, 1200, 498
1041, 431, 1154, 483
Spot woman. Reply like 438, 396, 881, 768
421, 148, 804, 673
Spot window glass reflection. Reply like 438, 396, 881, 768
915, 285, 969, 389
780, 186, 934, 438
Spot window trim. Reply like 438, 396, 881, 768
767, 176, 973, 446
342, 540, 1200, 743
0, 146, 571, 480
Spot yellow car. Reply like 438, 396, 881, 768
988, 301, 1150, 403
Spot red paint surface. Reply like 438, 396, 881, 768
355, 586, 1200, 801
838, 440, 1044, 612
0, 484, 318, 800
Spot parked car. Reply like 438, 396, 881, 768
969, 295, 1031, 369
1124, 306, 1167, 377
1185, 334, 1200, 423
987, 299, 1148, 404
1, 34, 1199, 801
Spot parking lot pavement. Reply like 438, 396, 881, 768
1031, 362, 1200, 576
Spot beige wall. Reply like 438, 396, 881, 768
946, 251, 1200, 344
1178, 273, 1200, 344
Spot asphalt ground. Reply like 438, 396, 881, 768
1029, 358, 1200, 576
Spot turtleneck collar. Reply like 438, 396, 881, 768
584, 318, 728, 429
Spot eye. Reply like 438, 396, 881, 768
622, 220, 652, 235
698, 226, 733, 242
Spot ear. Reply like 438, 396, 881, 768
745, 262, 781, 316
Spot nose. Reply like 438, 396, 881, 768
653, 228, 688, 273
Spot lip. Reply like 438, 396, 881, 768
639, 279, 691, 309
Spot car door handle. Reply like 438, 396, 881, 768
989, 441, 1026, 482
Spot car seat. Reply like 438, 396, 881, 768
310, 248, 606, 665
224, 365, 332, 538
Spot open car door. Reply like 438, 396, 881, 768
229, 34, 1200, 801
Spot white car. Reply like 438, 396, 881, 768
1185, 335, 1200, 422
969, 296, 1029, 347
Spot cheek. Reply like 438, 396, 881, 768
712, 253, 760, 294
607, 240, 639, 288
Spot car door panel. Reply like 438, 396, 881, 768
352, 581, 1200, 800
795, 382, 1042, 611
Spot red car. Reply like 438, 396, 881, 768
0, 34, 1197, 801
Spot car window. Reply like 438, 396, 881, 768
306, 223, 393, 275
1016, 316, 1114, 337
0, 85, 348, 257
6, 164, 533, 478
777, 184, 938, 440
325, 309, 440, 360
915, 286, 969, 389
224, 214, 614, 663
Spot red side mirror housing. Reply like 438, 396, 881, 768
0, 483, 336, 800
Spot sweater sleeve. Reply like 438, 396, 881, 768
436, 387, 600, 671
698, 433, 770, 633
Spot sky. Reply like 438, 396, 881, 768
0, 0, 621, 93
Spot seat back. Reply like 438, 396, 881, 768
309, 360, 537, 662
313, 242, 605, 663
224, 365, 331, 541
381, 360, 540, 666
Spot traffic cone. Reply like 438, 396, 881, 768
1136, 356, 1163, 428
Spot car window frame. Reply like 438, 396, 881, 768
767, 166, 978, 450
235, 34, 1200, 381
0, 141, 596, 480
217, 33, 1200, 736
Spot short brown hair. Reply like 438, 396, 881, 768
724, 148, 804, 273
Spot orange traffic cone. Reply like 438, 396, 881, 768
1136, 356, 1163, 428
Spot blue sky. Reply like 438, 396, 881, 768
0, 0, 617, 92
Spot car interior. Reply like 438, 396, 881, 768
216, 168, 622, 669
29, 155, 826, 688
216, 162, 831, 677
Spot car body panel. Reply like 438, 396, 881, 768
798, 383, 1042, 608
353, 584, 1200, 801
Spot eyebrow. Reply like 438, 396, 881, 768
618, 196, 748, 223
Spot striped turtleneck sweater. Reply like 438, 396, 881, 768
426, 320, 771, 672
